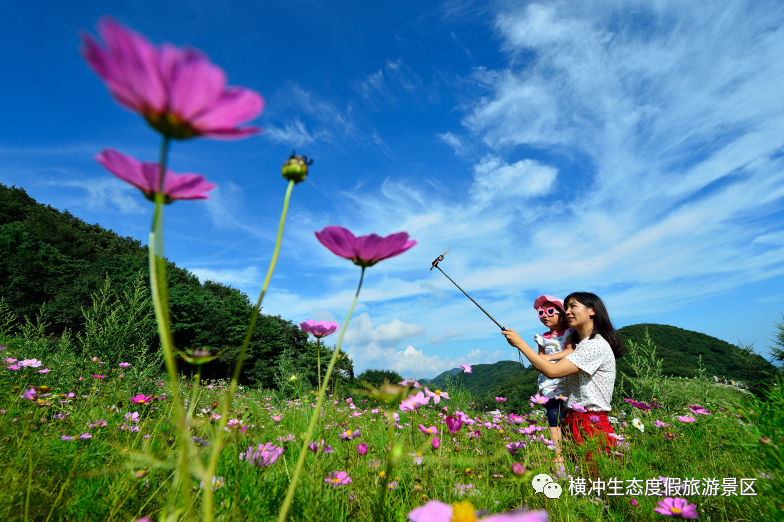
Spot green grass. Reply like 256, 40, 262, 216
0, 341, 780, 522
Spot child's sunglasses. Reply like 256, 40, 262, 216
537, 307, 562, 318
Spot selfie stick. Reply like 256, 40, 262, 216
430, 250, 506, 331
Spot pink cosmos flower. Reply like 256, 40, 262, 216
5, 358, 17, 363
61, 435, 75, 441
408, 500, 548, 522
339, 429, 361, 440
688, 405, 711, 415
418, 425, 438, 435
400, 391, 430, 411
589, 414, 601, 423
77, 433, 93, 440
130, 394, 153, 405
446, 416, 464, 434
325, 471, 352, 487
531, 394, 549, 405
80, 17, 263, 140
653, 497, 698, 518
459, 364, 472, 374
512, 462, 527, 476
677, 416, 696, 423
92, 374, 106, 379
299, 320, 340, 338
119, 362, 131, 368
495, 397, 507, 403
400, 379, 422, 388
88, 419, 108, 428
424, 388, 449, 403
243, 443, 284, 468
356, 443, 368, 456
22, 388, 38, 401
38, 369, 51, 374
432, 436, 440, 450
315, 226, 416, 268
96, 149, 216, 203
7, 365, 20, 371
569, 403, 587, 413
18, 359, 43, 368
409, 452, 424, 465
655, 420, 671, 428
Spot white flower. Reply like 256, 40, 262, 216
632, 417, 645, 432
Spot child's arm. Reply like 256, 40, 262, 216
541, 346, 575, 361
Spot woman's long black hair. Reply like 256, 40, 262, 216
564, 292, 624, 359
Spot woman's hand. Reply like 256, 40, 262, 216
502, 328, 525, 350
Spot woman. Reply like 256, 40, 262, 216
503, 292, 624, 458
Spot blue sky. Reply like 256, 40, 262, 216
3, 0, 784, 378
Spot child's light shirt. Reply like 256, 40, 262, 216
536, 328, 574, 399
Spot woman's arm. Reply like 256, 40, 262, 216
541, 346, 575, 361
502, 329, 579, 378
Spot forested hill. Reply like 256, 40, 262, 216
0, 184, 352, 387
616, 323, 773, 383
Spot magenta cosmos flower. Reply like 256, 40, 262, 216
130, 394, 153, 405
339, 429, 361, 440
677, 416, 696, 423
81, 17, 264, 140
459, 364, 472, 373
531, 394, 549, 405
96, 149, 216, 203
495, 397, 507, 403
446, 416, 464, 434
315, 226, 416, 267
654, 497, 698, 518
325, 471, 352, 487
299, 320, 340, 339
408, 500, 548, 522
418, 425, 438, 435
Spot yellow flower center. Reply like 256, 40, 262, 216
436, 390, 442, 395
671, 508, 682, 514
451, 501, 477, 522
416, 452, 422, 457
332, 478, 340, 483
347, 430, 352, 436
379, 471, 386, 477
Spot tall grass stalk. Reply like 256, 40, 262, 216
277, 267, 366, 522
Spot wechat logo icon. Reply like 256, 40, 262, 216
532, 473, 563, 499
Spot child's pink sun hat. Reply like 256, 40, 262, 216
533, 294, 565, 313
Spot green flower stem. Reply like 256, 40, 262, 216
276, 267, 365, 522
317, 338, 322, 393
147, 135, 192, 518
187, 368, 202, 421
202, 179, 296, 522
373, 409, 397, 521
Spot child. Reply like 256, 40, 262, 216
532, 294, 574, 464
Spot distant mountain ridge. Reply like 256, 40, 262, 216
416, 324, 776, 410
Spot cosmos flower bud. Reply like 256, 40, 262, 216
281, 152, 313, 184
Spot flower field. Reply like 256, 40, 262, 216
0, 342, 780, 521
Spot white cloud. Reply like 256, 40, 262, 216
470, 155, 558, 205
437, 132, 467, 156
343, 313, 426, 347
189, 266, 261, 288
47, 177, 145, 214
384, 346, 512, 378
430, 329, 463, 344
264, 119, 330, 147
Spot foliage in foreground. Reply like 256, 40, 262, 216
0, 333, 780, 521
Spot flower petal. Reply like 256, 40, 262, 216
407, 500, 453, 522
316, 226, 359, 260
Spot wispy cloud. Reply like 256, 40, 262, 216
47, 177, 146, 214
354, 59, 423, 110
